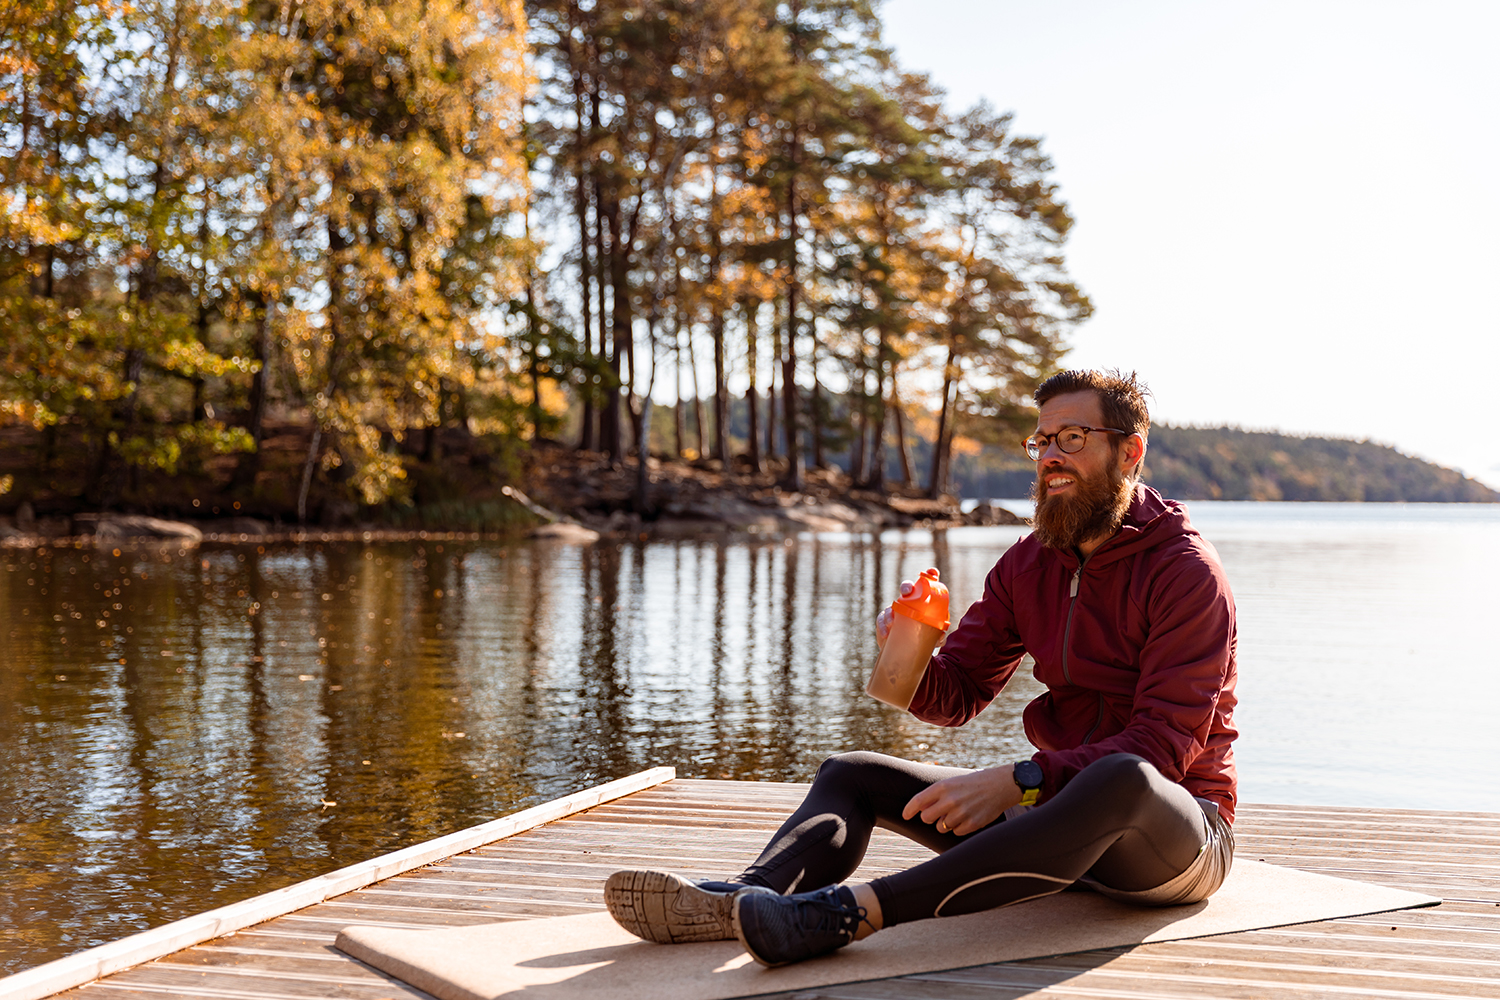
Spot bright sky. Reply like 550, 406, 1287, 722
882, 0, 1500, 489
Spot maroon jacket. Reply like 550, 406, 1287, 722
909, 484, 1239, 824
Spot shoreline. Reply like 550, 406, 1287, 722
0, 504, 1028, 551
0, 441, 1027, 548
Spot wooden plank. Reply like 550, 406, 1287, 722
1238, 803, 1500, 821
127, 960, 419, 994
0, 769, 675, 1000
13, 785, 1500, 1000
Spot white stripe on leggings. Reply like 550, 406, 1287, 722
933, 871, 1075, 917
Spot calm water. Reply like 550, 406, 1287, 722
2, 501, 1497, 974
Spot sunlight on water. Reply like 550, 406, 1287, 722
1, 501, 1496, 973
1187, 503, 1500, 812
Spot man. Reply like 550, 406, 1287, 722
604, 369, 1239, 967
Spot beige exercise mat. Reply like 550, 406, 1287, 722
335, 861, 1438, 1000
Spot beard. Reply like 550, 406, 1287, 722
1029, 461, 1134, 552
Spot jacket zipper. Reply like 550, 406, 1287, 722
1082, 696, 1105, 745
1062, 560, 1106, 744
1061, 565, 1083, 685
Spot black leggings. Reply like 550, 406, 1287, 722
734, 751, 1213, 926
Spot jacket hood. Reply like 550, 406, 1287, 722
1083, 484, 1197, 569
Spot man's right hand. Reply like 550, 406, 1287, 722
903, 764, 1020, 837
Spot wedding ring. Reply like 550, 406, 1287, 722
937, 820, 948, 832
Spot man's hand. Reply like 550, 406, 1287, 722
902, 764, 1021, 837
875, 580, 947, 649
874, 580, 915, 648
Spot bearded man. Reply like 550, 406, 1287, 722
604, 369, 1240, 968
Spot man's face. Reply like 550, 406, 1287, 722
1029, 391, 1136, 554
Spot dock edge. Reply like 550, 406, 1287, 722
0, 766, 677, 1000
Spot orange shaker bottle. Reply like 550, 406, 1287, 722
866, 568, 950, 710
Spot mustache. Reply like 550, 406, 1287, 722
1039, 466, 1082, 487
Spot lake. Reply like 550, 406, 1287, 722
2, 500, 1497, 975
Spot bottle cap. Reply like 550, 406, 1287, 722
891, 568, 950, 630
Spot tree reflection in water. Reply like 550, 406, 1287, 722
0, 528, 1037, 974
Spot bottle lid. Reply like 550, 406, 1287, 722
892, 568, 950, 630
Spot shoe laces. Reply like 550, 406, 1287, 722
791, 887, 868, 938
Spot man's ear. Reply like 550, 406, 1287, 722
1123, 433, 1147, 474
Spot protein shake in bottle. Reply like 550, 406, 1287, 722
866, 568, 950, 710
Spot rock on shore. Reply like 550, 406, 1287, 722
81, 514, 204, 549
526, 446, 1026, 537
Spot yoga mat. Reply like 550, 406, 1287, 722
335, 861, 1438, 1000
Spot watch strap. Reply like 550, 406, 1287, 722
1013, 759, 1043, 807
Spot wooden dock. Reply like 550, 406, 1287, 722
5, 771, 1499, 1000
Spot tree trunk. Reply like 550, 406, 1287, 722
766, 306, 780, 461
576, 178, 595, 452
570, 2, 596, 453
299, 168, 351, 524
708, 127, 728, 464
89, 347, 146, 505
634, 314, 658, 515
744, 299, 762, 474
190, 193, 212, 422
781, 179, 803, 489
849, 363, 866, 486
602, 188, 627, 461
712, 306, 728, 461
528, 313, 542, 441
233, 294, 273, 488
672, 322, 685, 458
298, 423, 323, 525
525, 208, 542, 442
809, 332, 824, 470
635, 396, 653, 514
892, 376, 915, 487
687, 321, 706, 458
779, 0, 804, 491
851, 332, 873, 484
928, 343, 958, 498
595, 171, 610, 452
868, 358, 887, 491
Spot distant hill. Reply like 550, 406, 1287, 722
947, 423, 1499, 503
663, 396, 1498, 503
1141, 424, 1500, 503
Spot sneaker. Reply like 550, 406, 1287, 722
604, 870, 774, 944
732, 885, 868, 967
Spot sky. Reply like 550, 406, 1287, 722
881, 0, 1500, 489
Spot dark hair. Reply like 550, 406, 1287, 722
1035, 369, 1151, 474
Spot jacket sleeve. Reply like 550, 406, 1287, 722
907, 557, 1029, 727
1032, 544, 1235, 799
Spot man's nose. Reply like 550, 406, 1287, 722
1037, 439, 1067, 463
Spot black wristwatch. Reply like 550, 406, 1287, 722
1013, 759, 1043, 807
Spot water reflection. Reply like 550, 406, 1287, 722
0, 530, 1039, 974
11, 504, 1500, 975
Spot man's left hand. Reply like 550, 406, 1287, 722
903, 764, 1022, 837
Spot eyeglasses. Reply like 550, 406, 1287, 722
1023, 425, 1129, 461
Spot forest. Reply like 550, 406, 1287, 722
2, 0, 1089, 522
690, 401, 1500, 504
1139, 425, 1499, 504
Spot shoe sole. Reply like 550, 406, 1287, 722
605, 870, 762, 944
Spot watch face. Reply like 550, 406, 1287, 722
1014, 759, 1044, 789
